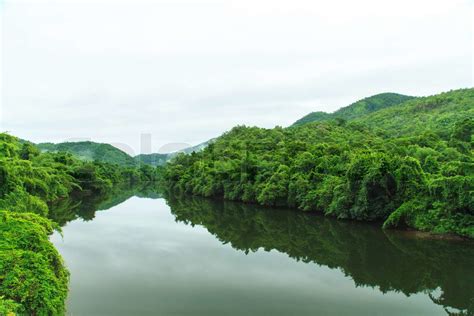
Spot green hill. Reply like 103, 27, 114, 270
356, 89, 474, 140
38, 141, 137, 167
163, 88, 474, 238
292, 92, 415, 126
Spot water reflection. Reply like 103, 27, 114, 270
51, 188, 474, 315
165, 195, 474, 315
48, 185, 162, 226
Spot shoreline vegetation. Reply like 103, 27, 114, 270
0, 133, 159, 315
163, 89, 473, 238
0, 88, 472, 314
167, 191, 472, 241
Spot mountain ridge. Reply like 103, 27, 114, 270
38, 139, 215, 167
292, 92, 416, 126
134, 138, 216, 166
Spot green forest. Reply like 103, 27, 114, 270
0, 134, 159, 315
0, 88, 472, 315
163, 89, 474, 238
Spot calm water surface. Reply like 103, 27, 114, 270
51, 192, 474, 316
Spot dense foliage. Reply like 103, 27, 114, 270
0, 212, 68, 315
164, 89, 474, 238
0, 134, 160, 314
292, 92, 415, 126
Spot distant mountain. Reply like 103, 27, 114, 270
38, 138, 216, 167
37, 141, 137, 166
134, 153, 170, 167
292, 93, 415, 126
179, 138, 216, 154
134, 138, 216, 166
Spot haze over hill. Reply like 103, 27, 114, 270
36, 91, 418, 166
37, 89, 470, 167
2, 0, 471, 152
38, 139, 215, 167
38, 141, 137, 167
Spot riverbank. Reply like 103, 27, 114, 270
163, 89, 474, 239
0, 133, 160, 315
0, 211, 68, 315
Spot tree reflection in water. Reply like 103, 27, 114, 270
166, 195, 474, 315
49, 188, 474, 315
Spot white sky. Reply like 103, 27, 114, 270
0, 0, 472, 154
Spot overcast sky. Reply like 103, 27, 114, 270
0, 0, 472, 154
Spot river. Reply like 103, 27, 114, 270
50, 190, 474, 316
